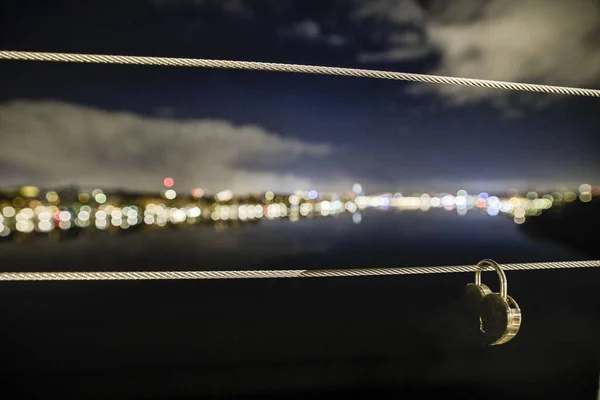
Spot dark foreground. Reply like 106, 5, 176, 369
520, 198, 600, 256
1, 209, 599, 399
1, 267, 599, 399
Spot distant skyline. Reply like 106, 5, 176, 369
1, 0, 599, 193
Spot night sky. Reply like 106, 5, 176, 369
1, 0, 599, 194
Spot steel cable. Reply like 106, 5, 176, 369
0, 260, 598, 281
1, 50, 600, 97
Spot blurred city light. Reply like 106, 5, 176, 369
564, 191, 577, 202
579, 192, 592, 203
20, 186, 40, 198
165, 189, 177, 200
216, 190, 233, 202
46, 191, 59, 203
0, 182, 595, 241
579, 183, 591, 193
526, 191, 538, 200
191, 188, 204, 198
164, 177, 174, 188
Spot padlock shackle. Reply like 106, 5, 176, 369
474, 259, 507, 300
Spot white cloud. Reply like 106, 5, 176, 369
279, 20, 347, 47
352, 0, 426, 60
358, 45, 430, 63
153, 0, 254, 18
352, 0, 424, 24
0, 101, 332, 194
388, 32, 422, 46
218, 0, 252, 17
326, 34, 347, 47
427, 0, 600, 106
354, 0, 600, 107
285, 20, 321, 40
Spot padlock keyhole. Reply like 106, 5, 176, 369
479, 316, 487, 333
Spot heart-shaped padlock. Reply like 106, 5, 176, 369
465, 259, 522, 345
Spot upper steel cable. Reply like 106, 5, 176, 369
1, 50, 600, 97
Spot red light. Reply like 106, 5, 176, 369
191, 188, 204, 198
163, 177, 174, 188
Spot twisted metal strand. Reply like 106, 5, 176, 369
0, 260, 598, 282
1, 51, 599, 97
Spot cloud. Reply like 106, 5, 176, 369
0, 101, 333, 194
153, 0, 254, 18
284, 20, 321, 40
358, 45, 430, 63
353, 0, 600, 108
352, 0, 424, 24
326, 34, 347, 47
217, 0, 252, 17
279, 20, 347, 47
352, 0, 426, 61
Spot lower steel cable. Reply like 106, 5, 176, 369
0, 260, 598, 282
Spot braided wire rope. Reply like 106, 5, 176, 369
1, 50, 600, 97
0, 260, 598, 281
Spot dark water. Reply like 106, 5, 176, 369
1, 209, 598, 399
0, 209, 587, 272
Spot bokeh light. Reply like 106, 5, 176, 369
289, 195, 300, 205
216, 190, 232, 202
46, 191, 59, 203
487, 207, 499, 216
526, 191, 538, 200
191, 188, 204, 198
165, 189, 177, 200
578, 183, 591, 193
564, 191, 577, 202
0, 181, 588, 239
95, 193, 107, 203
20, 186, 40, 198
579, 192, 592, 203
552, 192, 563, 202
441, 195, 455, 207
513, 216, 526, 224
345, 201, 357, 213
164, 177, 174, 188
